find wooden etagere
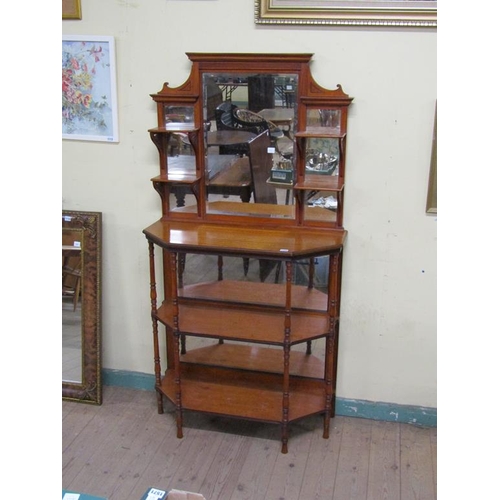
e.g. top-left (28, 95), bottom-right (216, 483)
top-left (143, 53), bottom-right (353, 453)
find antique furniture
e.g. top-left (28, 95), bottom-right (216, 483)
top-left (62, 210), bottom-right (102, 404)
top-left (144, 53), bottom-right (353, 452)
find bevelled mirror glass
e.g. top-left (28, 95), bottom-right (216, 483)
top-left (62, 210), bottom-right (102, 405)
top-left (199, 72), bottom-right (298, 218)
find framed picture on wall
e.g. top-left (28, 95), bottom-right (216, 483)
top-left (426, 103), bottom-right (437, 214)
top-left (255, 0), bottom-right (437, 27)
top-left (62, 35), bottom-right (119, 142)
top-left (62, 0), bottom-right (82, 20)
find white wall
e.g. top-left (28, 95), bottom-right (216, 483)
top-left (62, 0), bottom-right (437, 408)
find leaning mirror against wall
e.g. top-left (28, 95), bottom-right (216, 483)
top-left (62, 210), bottom-right (102, 405)
top-left (200, 72), bottom-right (298, 219)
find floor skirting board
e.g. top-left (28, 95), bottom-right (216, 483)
top-left (102, 368), bottom-right (437, 427)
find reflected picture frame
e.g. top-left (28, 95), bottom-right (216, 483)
top-left (255, 0), bottom-right (437, 27)
top-left (62, 35), bottom-right (119, 142)
top-left (62, 0), bottom-right (82, 20)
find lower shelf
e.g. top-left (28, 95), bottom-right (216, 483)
top-left (180, 343), bottom-right (325, 379)
top-left (158, 362), bottom-right (327, 423)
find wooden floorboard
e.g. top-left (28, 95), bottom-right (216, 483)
top-left (367, 420), bottom-right (401, 500)
top-left (224, 420), bottom-right (279, 500)
top-left (299, 417), bottom-right (344, 499)
top-left (264, 419), bottom-right (315, 500)
top-left (332, 416), bottom-right (372, 500)
top-left (400, 424), bottom-right (436, 500)
top-left (62, 386), bottom-right (437, 500)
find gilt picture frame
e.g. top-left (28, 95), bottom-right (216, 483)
top-left (255, 0), bottom-right (437, 27)
top-left (62, 35), bottom-right (119, 142)
top-left (62, 0), bottom-right (82, 20)
top-left (426, 103), bottom-right (437, 214)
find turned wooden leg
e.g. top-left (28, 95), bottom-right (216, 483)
top-left (218, 255), bottom-right (223, 281)
top-left (281, 427), bottom-right (289, 454)
top-left (156, 390), bottom-right (164, 415)
top-left (323, 413), bottom-right (330, 439)
top-left (176, 413), bottom-right (184, 439)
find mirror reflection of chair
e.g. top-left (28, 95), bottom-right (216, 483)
top-left (214, 101), bottom-right (238, 131)
top-left (235, 109), bottom-right (282, 146)
top-left (62, 253), bottom-right (82, 312)
top-left (234, 108), bottom-right (293, 159)
top-left (214, 102), bottom-right (293, 159)
top-left (214, 101), bottom-right (258, 155)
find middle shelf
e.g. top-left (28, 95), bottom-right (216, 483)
top-left (155, 300), bottom-right (330, 345)
top-left (180, 342), bottom-right (326, 379)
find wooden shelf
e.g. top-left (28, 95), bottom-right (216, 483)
top-left (155, 300), bottom-right (330, 345)
top-left (159, 364), bottom-right (327, 423)
top-left (151, 173), bottom-right (200, 185)
top-left (295, 129), bottom-right (346, 139)
top-left (180, 343), bottom-right (326, 379)
top-left (295, 175), bottom-right (345, 192)
top-left (179, 280), bottom-right (328, 311)
top-left (148, 125), bottom-right (198, 133)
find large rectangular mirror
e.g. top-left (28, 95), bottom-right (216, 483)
top-left (203, 72), bottom-right (297, 218)
top-left (62, 210), bottom-right (102, 405)
top-left (166, 72), bottom-right (298, 219)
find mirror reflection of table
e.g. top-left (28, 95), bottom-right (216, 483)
top-left (165, 154), bottom-right (253, 207)
top-left (206, 130), bottom-right (256, 147)
top-left (257, 108), bottom-right (294, 138)
top-left (207, 129), bottom-right (257, 156)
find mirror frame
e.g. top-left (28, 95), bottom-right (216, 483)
top-left (62, 210), bottom-right (102, 405)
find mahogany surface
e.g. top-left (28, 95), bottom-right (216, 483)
top-left (143, 218), bottom-right (345, 257)
top-left (155, 301), bottom-right (330, 344)
top-left (160, 364), bottom-right (326, 422)
top-left (179, 343), bottom-right (325, 378)
top-left (178, 280), bottom-right (328, 311)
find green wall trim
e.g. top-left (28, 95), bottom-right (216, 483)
top-left (103, 368), bottom-right (437, 427)
top-left (335, 397), bottom-right (436, 427)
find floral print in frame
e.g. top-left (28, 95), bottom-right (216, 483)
top-left (62, 35), bottom-right (119, 142)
